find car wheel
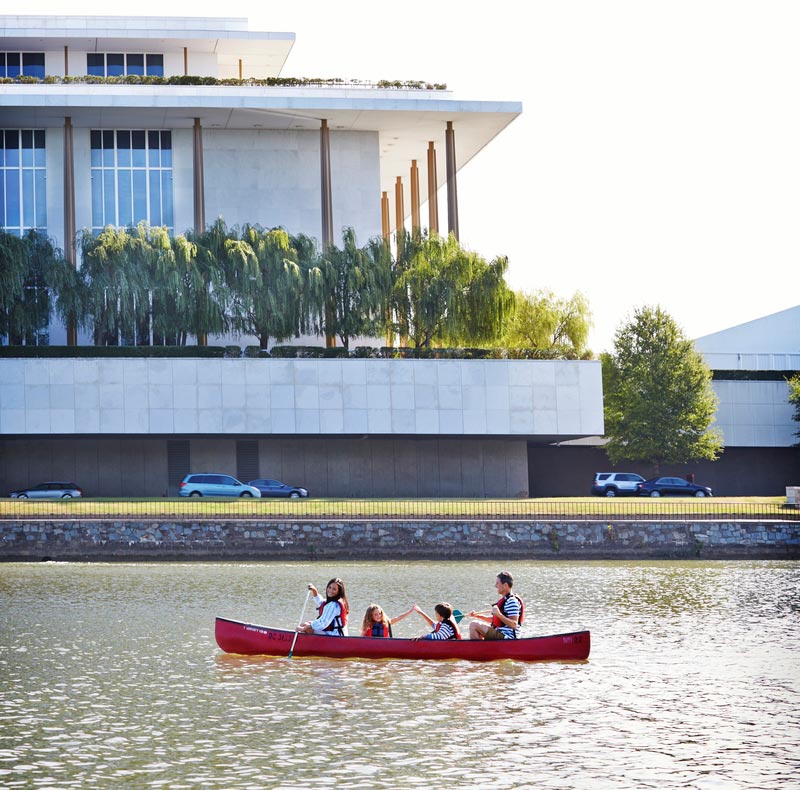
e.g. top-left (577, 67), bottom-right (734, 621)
top-left (240, 491), bottom-right (252, 498)
top-left (189, 491), bottom-right (202, 497)
top-left (650, 491), bottom-right (661, 497)
top-left (19, 494), bottom-right (28, 499)
top-left (604, 488), bottom-right (617, 497)
top-left (290, 492), bottom-right (300, 499)
top-left (694, 490), bottom-right (707, 497)
top-left (61, 493), bottom-right (73, 499)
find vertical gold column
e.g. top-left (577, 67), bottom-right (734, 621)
top-left (381, 191), bottom-right (390, 240)
top-left (184, 47), bottom-right (188, 76)
top-left (320, 119), bottom-right (335, 347)
top-left (64, 117), bottom-right (77, 346)
top-left (64, 46), bottom-right (69, 76)
top-left (445, 121), bottom-right (459, 241)
top-left (193, 118), bottom-right (207, 346)
top-left (238, 59), bottom-right (243, 80)
top-left (427, 141), bottom-right (439, 235)
top-left (193, 119), bottom-right (205, 234)
top-left (394, 176), bottom-right (404, 235)
top-left (410, 160), bottom-right (420, 233)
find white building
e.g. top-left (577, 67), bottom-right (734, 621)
top-left (0, 14), bottom-right (606, 496)
top-left (695, 305), bottom-right (799, 449)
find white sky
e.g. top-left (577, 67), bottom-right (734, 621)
top-left (19, 0), bottom-right (800, 352)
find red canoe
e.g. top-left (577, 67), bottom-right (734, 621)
top-left (215, 617), bottom-right (590, 662)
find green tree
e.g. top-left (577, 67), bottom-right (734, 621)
top-left (602, 305), bottom-right (723, 469)
top-left (501, 289), bottom-right (592, 357)
top-left (80, 226), bottom-right (147, 345)
top-left (788, 374), bottom-right (800, 447)
top-left (185, 219), bottom-right (236, 345)
top-left (0, 230), bottom-right (56, 344)
top-left (391, 231), bottom-right (511, 350)
top-left (236, 225), bottom-right (314, 349)
top-left (321, 227), bottom-right (392, 350)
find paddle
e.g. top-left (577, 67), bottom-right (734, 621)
top-left (453, 608), bottom-right (491, 624)
top-left (287, 588), bottom-right (312, 659)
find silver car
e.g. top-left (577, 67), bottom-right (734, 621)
top-left (10, 482), bottom-right (83, 499)
top-left (179, 474), bottom-right (261, 498)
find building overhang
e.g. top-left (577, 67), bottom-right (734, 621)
top-left (0, 15), bottom-right (295, 78)
top-left (0, 84), bottom-right (522, 210)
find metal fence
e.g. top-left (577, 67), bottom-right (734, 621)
top-left (0, 499), bottom-right (797, 522)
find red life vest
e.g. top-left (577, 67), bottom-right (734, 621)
top-left (491, 593), bottom-right (524, 629)
top-left (364, 621), bottom-right (391, 638)
top-left (318, 599), bottom-right (348, 634)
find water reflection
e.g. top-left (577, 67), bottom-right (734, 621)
top-left (1, 560), bottom-right (798, 789)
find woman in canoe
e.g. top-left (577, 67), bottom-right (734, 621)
top-left (297, 578), bottom-right (350, 636)
top-left (360, 604), bottom-right (416, 637)
top-left (410, 602), bottom-right (461, 640)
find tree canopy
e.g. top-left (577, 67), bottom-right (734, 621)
top-left (602, 305), bottom-right (723, 468)
top-left (501, 288), bottom-right (592, 357)
top-left (391, 230), bottom-right (511, 350)
top-left (788, 373), bottom-right (800, 447)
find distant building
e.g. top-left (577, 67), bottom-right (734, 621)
top-left (0, 14), bottom-right (606, 497)
top-left (695, 305), bottom-right (799, 449)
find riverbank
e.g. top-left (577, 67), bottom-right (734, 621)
top-left (2, 518), bottom-right (798, 561)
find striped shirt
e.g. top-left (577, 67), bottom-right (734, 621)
top-left (497, 594), bottom-right (521, 639)
top-left (425, 621), bottom-right (457, 640)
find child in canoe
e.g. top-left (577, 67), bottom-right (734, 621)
top-left (360, 604), bottom-right (416, 637)
top-left (297, 578), bottom-right (349, 636)
top-left (410, 602), bottom-right (462, 640)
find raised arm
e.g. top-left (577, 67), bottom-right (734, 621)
top-left (389, 605), bottom-right (416, 625)
top-left (411, 603), bottom-right (434, 627)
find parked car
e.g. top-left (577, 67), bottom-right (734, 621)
top-left (591, 472), bottom-right (645, 497)
top-left (10, 482), bottom-right (83, 499)
top-left (248, 479), bottom-right (309, 498)
top-left (636, 477), bottom-right (713, 497)
top-left (179, 474), bottom-right (261, 498)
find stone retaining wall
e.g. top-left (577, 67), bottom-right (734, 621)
top-left (2, 519), bottom-right (799, 560)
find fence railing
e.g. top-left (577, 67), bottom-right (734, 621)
top-left (0, 499), bottom-right (796, 522)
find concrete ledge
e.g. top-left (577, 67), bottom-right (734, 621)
top-left (2, 519), bottom-right (798, 561)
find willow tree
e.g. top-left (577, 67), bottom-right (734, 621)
top-left (80, 226), bottom-right (152, 345)
top-left (603, 305), bottom-right (723, 470)
top-left (501, 289), bottom-right (592, 357)
top-left (235, 225), bottom-right (305, 349)
top-left (391, 231), bottom-right (511, 349)
top-left (0, 231), bottom-right (31, 343)
top-left (321, 227), bottom-right (392, 349)
top-left (186, 219), bottom-right (238, 345)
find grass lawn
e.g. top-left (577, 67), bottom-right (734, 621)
top-left (0, 496), bottom-right (790, 519)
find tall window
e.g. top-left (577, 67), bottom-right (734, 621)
top-left (90, 130), bottom-right (173, 232)
top-left (0, 52), bottom-right (45, 79)
top-left (87, 53), bottom-right (164, 77)
top-left (0, 130), bottom-right (47, 235)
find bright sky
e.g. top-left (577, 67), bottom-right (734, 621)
top-left (20, 1), bottom-right (800, 352)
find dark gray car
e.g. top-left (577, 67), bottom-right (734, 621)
top-left (248, 479), bottom-right (309, 498)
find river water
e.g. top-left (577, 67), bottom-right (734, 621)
top-left (1, 560), bottom-right (798, 789)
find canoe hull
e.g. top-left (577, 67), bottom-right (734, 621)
top-left (215, 617), bottom-right (590, 662)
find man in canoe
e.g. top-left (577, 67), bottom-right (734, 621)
top-left (468, 571), bottom-right (523, 640)
top-left (296, 578), bottom-right (349, 636)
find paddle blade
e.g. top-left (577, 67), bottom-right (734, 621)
top-left (453, 609), bottom-right (466, 623)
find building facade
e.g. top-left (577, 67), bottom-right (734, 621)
top-left (0, 15), bottom-right (607, 497)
